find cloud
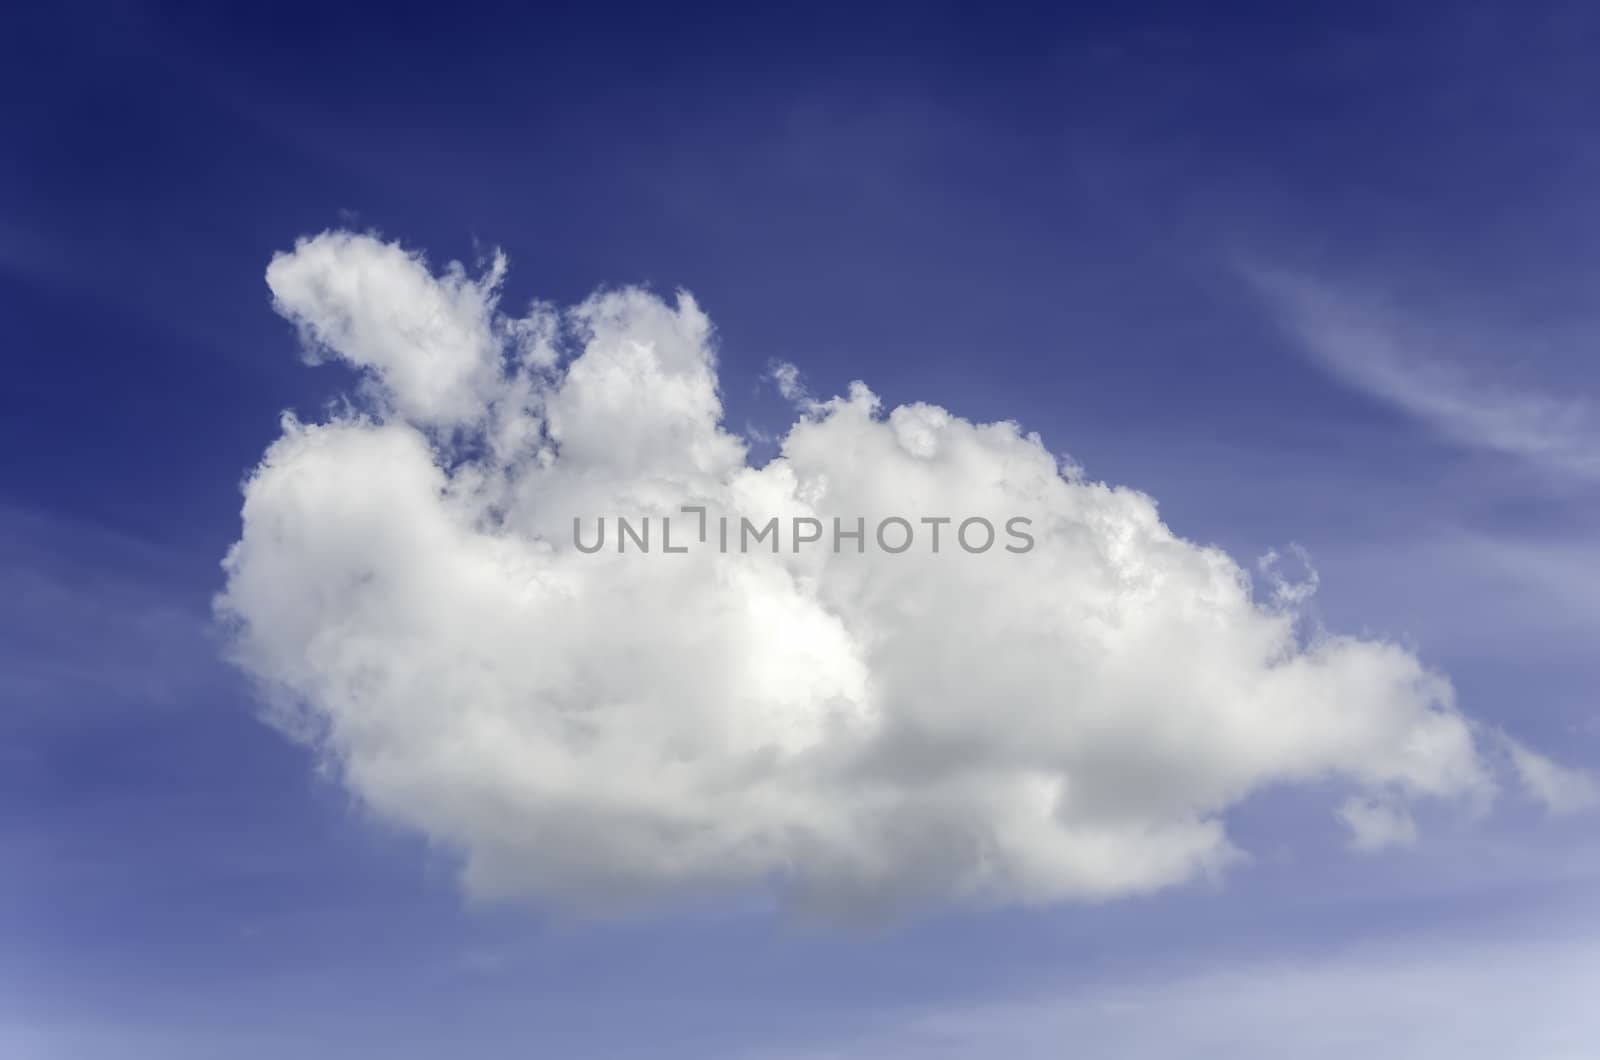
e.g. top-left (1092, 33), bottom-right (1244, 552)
top-left (1256, 544), bottom-right (1320, 610)
top-left (1, 505), bottom-right (224, 715)
top-left (1336, 796), bottom-right (1418, 853)
top-left (264, 232), bottom-right (553, 428)
top-left (750, 928), bottom-right (1600, 1059)
top-left (1243, 264), bottom-right (1600, 478)
top-left (218, 231), bottom-right (1586, 916)
top-left (769, 359), bottom-right (818, 412)
top-left (1506, 741), bottom-right (1600, 815)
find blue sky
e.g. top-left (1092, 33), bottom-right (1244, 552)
top-left (5, 3), bottom-right (1600, 1056)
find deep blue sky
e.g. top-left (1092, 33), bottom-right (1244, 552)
top-left (5, 3), bottom-right (1600, 1056)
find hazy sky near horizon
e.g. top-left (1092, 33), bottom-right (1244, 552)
top-left (5, 3), bottom-right (1600, 1056)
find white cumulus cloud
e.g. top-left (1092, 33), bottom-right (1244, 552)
top-left (217, 231), bottom-right (1587, 916)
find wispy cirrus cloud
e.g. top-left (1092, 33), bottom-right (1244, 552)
top-left (751, 925), bottom-right (1600, 1059)
top-left (1243, 264), bottom-right (1600, 479)
top-left (1505, 739), bottom-right (1600, 815)
top-left (0, 506), bottom-right (225, 716)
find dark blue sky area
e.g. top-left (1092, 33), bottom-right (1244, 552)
top-left (7, 2), bottom-right (1597, 543)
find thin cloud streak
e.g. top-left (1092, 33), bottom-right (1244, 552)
top-left (752, 926), bottom-right (1600, 1060)
top-left (1243, 264), bottom-right (1600, 479)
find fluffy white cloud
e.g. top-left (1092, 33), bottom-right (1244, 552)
top-left (219, 231), bottom-right (1586, 915)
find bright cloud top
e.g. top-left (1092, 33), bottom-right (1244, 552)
top-left (219, 231), bottom-right (1580, 915)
